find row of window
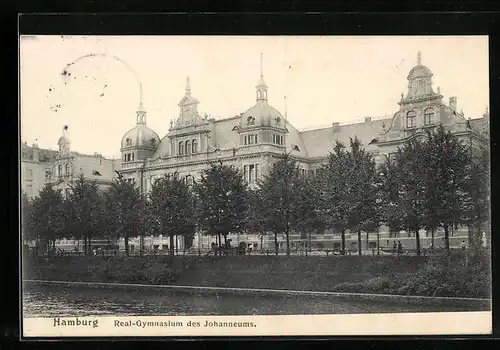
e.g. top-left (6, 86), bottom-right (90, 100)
top-left (244, 134), bottom-right (258, 145)
top-left (273, 134), bottom-right (284, 145)
top-left (57, 164), bottom-right (72, 177)
top-left (179, 139), bottom-right (198, 155)
top-left (406, 108), bottom-right (434, 128)
top-left (124, 153), bottom-right (135, 162)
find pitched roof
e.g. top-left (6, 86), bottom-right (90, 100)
top-left (299, 118), bottom-right (390, 158)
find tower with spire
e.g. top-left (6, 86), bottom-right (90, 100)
top-left (58, 125), bottom-right (71, 157)
top-left (256, 52), bottom-right (268, 103)
top-left (176, 76), bottom-right (201, 126)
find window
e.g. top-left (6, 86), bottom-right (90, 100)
top-left (249, 164), bottom-right (255, 183)
top-left (424, 108), bottom-right (434, 125)
top-left (185, 140), bottom-right (191, 154)
top-left (255, 164), bottom-right (259, 181)
top-left (58, 165), bottom-right (62, 177)
top-left (65, 163), bottom-right (71, 175)
top-left (65, 188), bottom-right (70, 199)
top-left (247, 116), bottom-right (255, 125)
top-left (132, 153), bottom-right (135, 161)
top-left (126, 154), bottom-right (131, 162)
top-left (273, 134), bottom-right (284, 145)
top-left (126, 138), bottom-right (132, 146)
top-left (150, 138), bottom-right (156, 146)
top-left (45, 170), bottom-right (51, 181)
top-left (24, 169), bottom-right (33, 181)
top-left (179, 141), bottom-right (184, 155)
top-left (26, 184), bottom-right (32, 196)
top-left (406, 111), bottom-right (416, 128)
top-left (192, 139), bottom-right (198, 153)
top-left (245, 134), bottom-right (258, 145)
top-left (243, 165), bottom-right (248, 182)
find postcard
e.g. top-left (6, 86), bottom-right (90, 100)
top-left (20, 35), bottom-right (491, 337)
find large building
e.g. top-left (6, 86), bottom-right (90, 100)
top-left (117, 52), bottom-right (489, 252)
top-left (22, 52), bottom-right (489, 254)
top-left (21, 126), bottom-right (120, 200)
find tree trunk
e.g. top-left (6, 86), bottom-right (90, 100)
top-left (260, 234), bottom-right (263, 253)
top-left (357, 231), bottom-right (362, 256)
top-left (274, 233), bottom-right (279, 255)
top-left (366, 232), bottom-right (369, 251)
top-left (431, 228), bottom-right (435, 250)
top-left (175, 235), bottom-right (178, 255)
top-left (341, 229), bottom-right (346, 255)
top-left (125, 236), bottom-right (129, 256)
top-left (169, 235), bottom-right (175, 256)
top-left (285, 229), bottom-right (290, 257)
top-left (415, 229), bottom-right (421, 256)
top-left (444, 224), bottom-right (450, 253)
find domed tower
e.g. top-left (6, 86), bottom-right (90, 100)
top-left (239, 53), bottom-right (287, 149)
top-left (121, 104), bottom-right (160, 164)
top-left (395, 51), bottom-right (444, 134)
top-left (58, 125), bottom-right (71, 157)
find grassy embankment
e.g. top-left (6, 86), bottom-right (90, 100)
top-left (23, 252), bottom-right (491, 299)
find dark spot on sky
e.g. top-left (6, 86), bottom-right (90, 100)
top-left (289, 65), bottom-right (292, 69)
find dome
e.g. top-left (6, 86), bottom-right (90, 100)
top-left (121, 124), bottom-right (160, 150)
top-left (407, 65), bottom-right (433, 80)
top-left (240, 102), bottom-right (284, 128)
top-left (57, 135), bottom-right (70, 145)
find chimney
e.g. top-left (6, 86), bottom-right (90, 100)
top-left (365, 117), bottom-right (372, 123)
top-left (332, 122), bottom-right (340, 132)
top-left (449, 97), bottom-right (457, 112)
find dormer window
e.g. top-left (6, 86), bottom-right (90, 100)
top-left (92, 170), bottom-right (102, 176)
top-left (247, 116), bottom-right (255, 125)
top-left (126, 138), bottom-right (132, 146)
top-left (150, 138), bottom-right (156, 146)
top-left (275, 117), bottom-right (281, 124)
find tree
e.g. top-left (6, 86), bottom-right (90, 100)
top-left (463, 143), bottom-right (490, 250)
top-left (244, 188), bottom-right (267, 252)
top-left (259, 153), bottom-right (301, 256)
top-left (393, 138), bottom-right (427, 256)
top-left (195, 162), bottom-right (247, 253)
top-left (378, 157), bottom-right (404, 239)
top-left (21, 191), bottom-right (35, 244)
top-left (104, 172), bottom-right (144, 256)
top-left (29, 184), bottom-right (66, 256)
top-left (420, 126), bottom-right (471, 252)
top-left (345, 138), bottom-right (379, 255)
top-left (317, 141), bottom-right (352, 255)
top-left (148, 173), bottom-right (197, 256)
top-left (65, 174), bottom-right (106, 255)
top-left (296, 174), bottom-right (325, 255)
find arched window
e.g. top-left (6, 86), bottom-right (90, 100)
top-left (424, 108), bottom-right (434, 125)
top-left (179, 141), bottom-right (184, 155)
top-left (58, 164), bottom-right (62, 177)
top-left (185, 140), bottom-right (191, 154)
top-left (150, 138), bottom-right (156, 146)
top-left (126, 138), bottom-right (132, 146)
top-left (406, 111), bottom-right (416, 128)
top-left (65, 163), bottom-right (71, 175)
top-left (192, 139), bottom-right (198, 153)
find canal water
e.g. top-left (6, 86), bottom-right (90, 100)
top-left (23, 283), bottom-right (490, 318)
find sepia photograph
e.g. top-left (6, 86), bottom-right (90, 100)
top-left (20, 35), bottom-right (491, 337)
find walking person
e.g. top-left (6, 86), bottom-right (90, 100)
top-left (397, 241), bottom-right (403, 256)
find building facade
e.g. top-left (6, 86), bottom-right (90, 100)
top-left (117, 52), bottom-right (489, 252)
top-left (22, 52), bottom-right (489, 254)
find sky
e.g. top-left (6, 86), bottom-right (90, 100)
top-left (20, 36), bottom-right (489, 159)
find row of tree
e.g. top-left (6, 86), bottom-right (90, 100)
top-left (22, 126), bottom-right (489, 257)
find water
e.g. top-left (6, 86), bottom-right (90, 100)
top-left (22, 283), bottom-right (490, 318)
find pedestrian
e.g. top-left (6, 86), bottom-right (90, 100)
top-left (460, 240), bottom-right (466, 251)
top-left (392, 241), bottom-right (397, 255)
top-left (397, 241), bottom-right (403, 256)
